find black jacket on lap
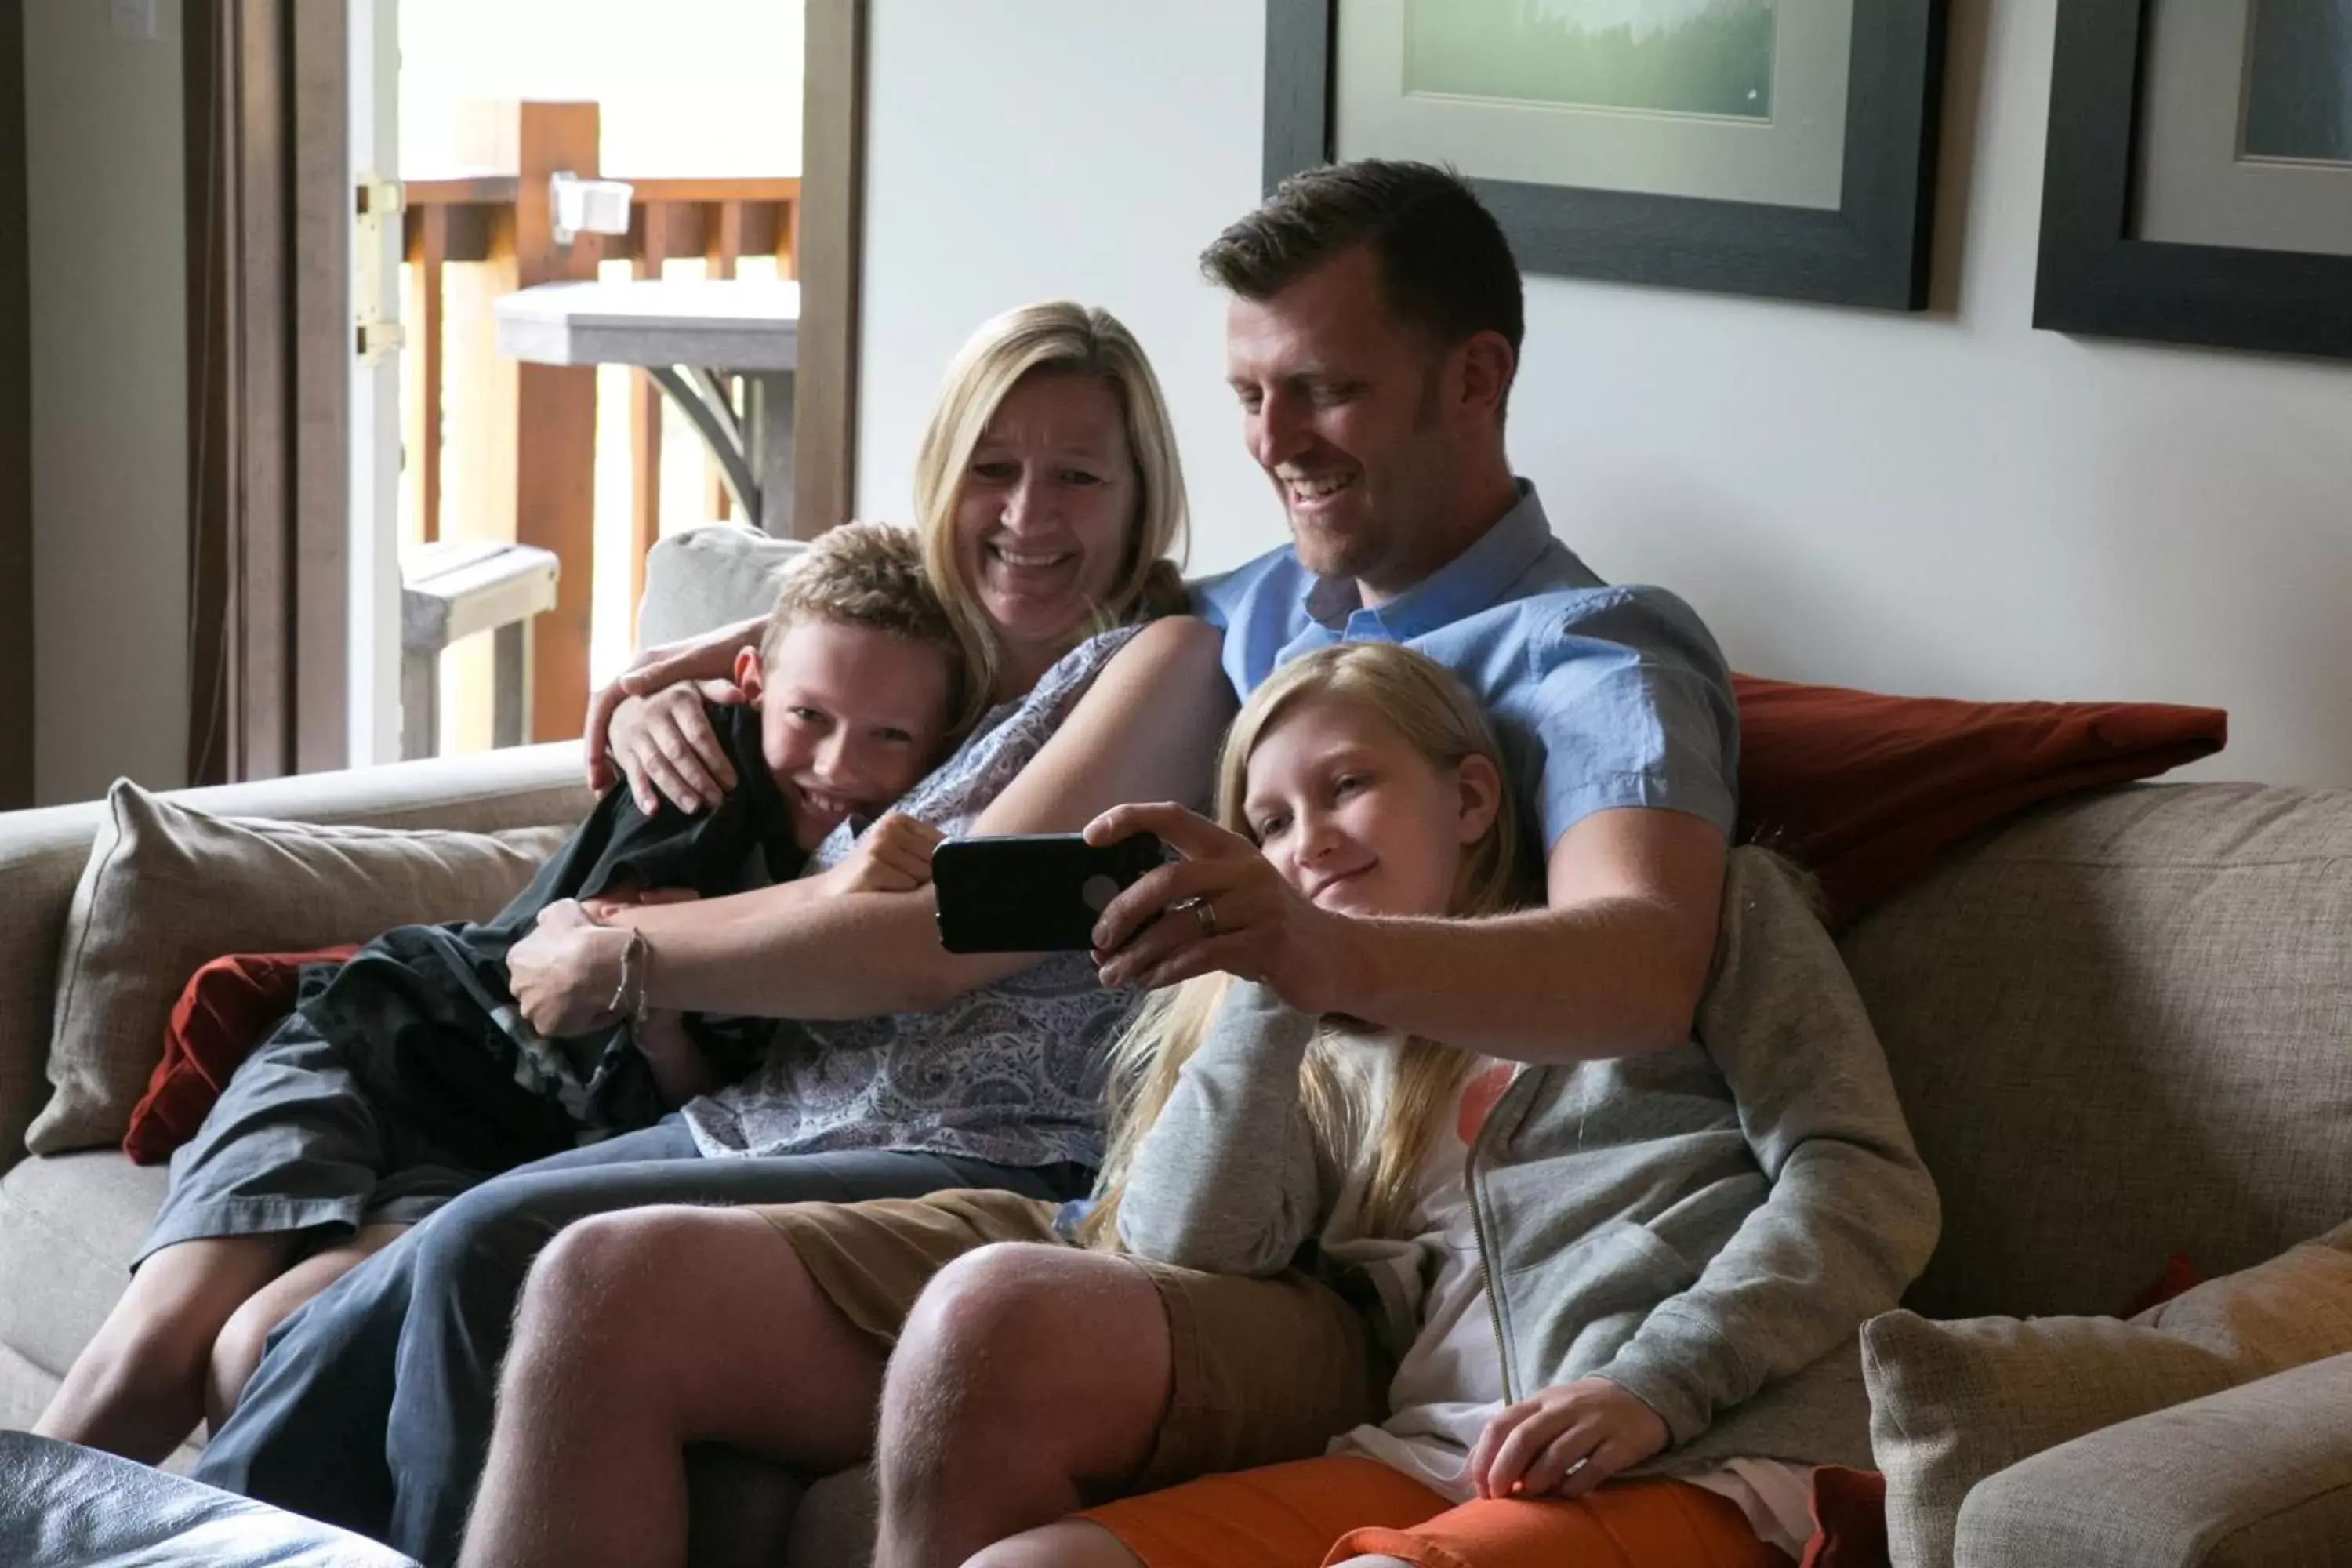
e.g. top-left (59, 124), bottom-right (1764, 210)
top-left (300, 704), bottom-right (803, 1171)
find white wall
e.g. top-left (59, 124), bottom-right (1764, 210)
top-left (858, 0), bottom-right (2352, 786)
top-left (22, 0), bottom-right (189, 804)
top-left (856, 0), bottom-right (1276, 577)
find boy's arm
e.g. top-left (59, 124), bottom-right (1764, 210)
top-left (1588, 849), bottom-right (1942, 1446)
top-left (1113, 981), bottom-right (1332, 1276)
top-left (580, 704), bottom-right (780, 900)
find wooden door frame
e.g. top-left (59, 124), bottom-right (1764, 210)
top-left (0, 0), bottom-right (30, 807)
top-left (793, 0), bottom-right (868, 540)
top-left (183, 0), bottom-right (349, 785)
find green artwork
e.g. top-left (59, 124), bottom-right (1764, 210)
top-left (2244, 0), bottom-right (2352, 163)
top-left (1405, 0), bottom-right (1778, 120)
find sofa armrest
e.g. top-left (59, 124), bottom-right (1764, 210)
top-left (1955, 1352), bottom-right (2352, 1568)
top-left (0, 742), bottom-right (593, 1176)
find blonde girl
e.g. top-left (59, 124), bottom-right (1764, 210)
top-left (985, 640), bottom-right (1942, 1568)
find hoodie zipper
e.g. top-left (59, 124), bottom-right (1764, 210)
top-left (1463, 1062), bottom-right (1534, 1406)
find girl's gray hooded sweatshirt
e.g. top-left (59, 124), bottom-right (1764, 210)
top-left (1115, 847), bottom-right (1940, 1473)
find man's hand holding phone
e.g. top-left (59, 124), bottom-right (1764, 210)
top-left (1082, 803), bottom-right (1347, 1012)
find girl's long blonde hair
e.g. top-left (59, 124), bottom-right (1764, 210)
top-left (909, 303), bottom-right (1192, 721)
top-left (1083, 643), bottom-right (1529, 1248)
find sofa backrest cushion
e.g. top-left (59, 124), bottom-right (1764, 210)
top-left (27, 782), bottom-right (568, 1155)
top-left (638, 525), bottom-right (804, 649)
top-left (1841, 782), bottom-right (2352, 1320)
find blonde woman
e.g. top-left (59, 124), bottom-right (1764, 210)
top-left (191, 303), bottom-right (1235, 1568)
top-left (453, 644), bottom-right (1937, 1568)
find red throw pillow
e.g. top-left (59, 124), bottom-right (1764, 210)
top-left (2122, 1251), bottom-right (2205, 1318)
top-left (1801, 1465), bottom-right (1888, 1568)
top-left (120, 946), bottom-right (361, 1166)
top-left (1733, 676), bottom-right (2227, 927)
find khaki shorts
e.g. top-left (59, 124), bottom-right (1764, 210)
top-left (753, 1189), bottom-right (1386, 1490)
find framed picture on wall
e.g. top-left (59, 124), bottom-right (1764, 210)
top-left (2036, 0), bottom-right (2352, 360)
top-left (1263, 0), bottom-right (1950, 310)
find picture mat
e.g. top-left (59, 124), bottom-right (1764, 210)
top-left (2134, 0), bottom-right (2352, 257)
top-left (2244, 0), bottom-right (2352, 161)
top-left (1403, 0), bottom-right (1777, 120)
top-left (1334, 0), bottom-right (1852, 211)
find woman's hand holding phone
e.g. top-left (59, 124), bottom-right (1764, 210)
top-left (1083, 802), bottom-right (1348, 1013)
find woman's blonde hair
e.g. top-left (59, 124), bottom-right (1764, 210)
top-left (909, 303), bottom-right (1192, 720)
top-left (1083, 643), bottom-right (1528, 1249)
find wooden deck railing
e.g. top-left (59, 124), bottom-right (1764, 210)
top-left (397, 100), bottom-right (799, 746)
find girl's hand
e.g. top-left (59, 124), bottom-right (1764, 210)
top-left (1468, 1377), bottom-right (1669, 1501)
top-left (607, 680), bottom-right (748, 817)
top-left (1083, 802), bottom-right (1348, 1013)
top-left (507, 900), bottom-right (633, 1036)
top-left (826, 814), bottom-right (944, 896)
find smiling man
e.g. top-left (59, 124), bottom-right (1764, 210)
top-left (449, 161), bottom-right (1760, 1568)
top-left (841, 160), bottom-right (1748, 1568)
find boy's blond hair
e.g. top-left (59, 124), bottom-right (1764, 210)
top-left (760, 521), bottom-right (967, 724)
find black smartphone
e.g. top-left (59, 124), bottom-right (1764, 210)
top-left (931, 832), bottom-right (1169, 953)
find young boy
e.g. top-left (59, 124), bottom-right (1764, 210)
top-left (310, 518), bottom-right (967, 1167)
top-left (36, 521), bottom-right (966, 1465)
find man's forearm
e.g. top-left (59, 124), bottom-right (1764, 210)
top-left (1325, 898), bottom-right (1709, 1064)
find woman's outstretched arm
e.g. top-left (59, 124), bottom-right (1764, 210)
top-left (510, 617), bottom-right (1232, 1026)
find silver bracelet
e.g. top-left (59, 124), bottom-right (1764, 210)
top-left (605, 927), bottom-right (649, 1020)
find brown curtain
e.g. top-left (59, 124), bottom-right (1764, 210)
top-left (0, 0), bottom-right (32, 809)
top-left (183, 0), bottom-right (348, 784)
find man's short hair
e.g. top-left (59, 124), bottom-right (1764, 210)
top-left (1200, 158), bottom-right (1523, 381)
top-left (761, 521), bottom-right (966, 719)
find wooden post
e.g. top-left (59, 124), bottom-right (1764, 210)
top-left (629, 201), bottom-right (670, 615)
top-left (461, 100), bottom-right (600, 743)
top-left (796, 1), bottom-right (867, 541)
top-left (417, 202), bottom-right (447, 543)
top-left (0, 0), bottom-right (29, 806)
top-left (702, 200), bottom-right (742, 523)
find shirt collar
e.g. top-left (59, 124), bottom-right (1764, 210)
top-left (1302, 481), bottom-right (1555, 641)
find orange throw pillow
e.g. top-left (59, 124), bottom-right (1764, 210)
top-left (120, 946), bottom-right (361, 1166)
top-left (1733, 676), bottom-right (2227, 927)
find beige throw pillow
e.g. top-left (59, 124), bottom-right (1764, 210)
top-left (25, 781), bottom-right (569, 1155)
top-left (1864, 1220), bottom-right (2352, 1568)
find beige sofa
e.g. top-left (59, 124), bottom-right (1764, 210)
top-left (2, 525), bottom-right (2348, 1566)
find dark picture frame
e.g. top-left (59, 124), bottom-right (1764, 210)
top-left (2036, 0), bottom-right (2352, 360)
top-left (1264, 0), bottom-right (1949, 310)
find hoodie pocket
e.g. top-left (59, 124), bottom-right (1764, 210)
top-left (1501, 1219), bottom-right (1704, 1382)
